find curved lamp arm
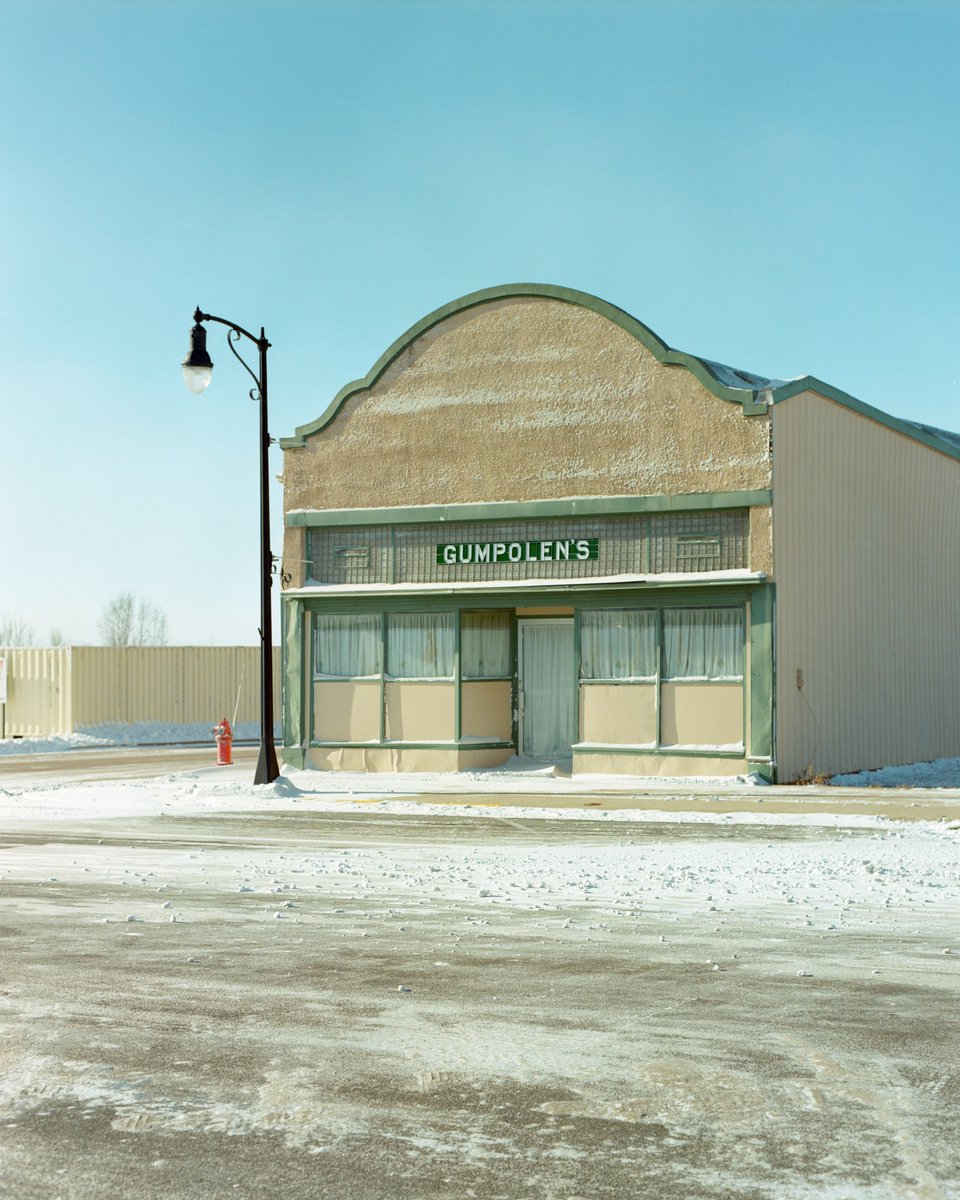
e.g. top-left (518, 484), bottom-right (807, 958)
top-left (179, 305), bottom-right (280, 785)
top-left (193, 307), bottom-right (270, 353)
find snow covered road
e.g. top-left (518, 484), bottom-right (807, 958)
top-left (0, 772), bottom-right (958, 1198)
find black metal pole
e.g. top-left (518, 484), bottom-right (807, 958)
top-left (254, 329), bottom-right (279, 784)
top-left (191, 310), bottom-right (279, 785)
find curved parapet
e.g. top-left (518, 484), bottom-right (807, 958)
top-left (281, 283), bottom-right (782, 449)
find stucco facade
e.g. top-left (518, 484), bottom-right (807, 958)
top-left (282, 289), bottom-right (774, 590)
top-left (279, 284), bottom-right (960, 781)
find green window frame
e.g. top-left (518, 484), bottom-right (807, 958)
top-left (579, 608), bottom-right (657, 681)
top-left (312, 613), bottom-right (383, 679)
top-left (661, 607), bottom-right (745, 681)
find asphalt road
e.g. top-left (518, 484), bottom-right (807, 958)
top-left (1, 797), bottom-right (958, 1199)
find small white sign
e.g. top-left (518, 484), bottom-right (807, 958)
top-left (0, 656), bottom-right (6, 705)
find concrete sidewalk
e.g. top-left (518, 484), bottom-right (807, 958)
top-left (4, 742), bottom-right (960, 825)
top-left (389, 786), bottom-right (960, 823)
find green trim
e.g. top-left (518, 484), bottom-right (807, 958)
top-left (286, 490), bottom-right (771, 528)
top-left (310, 740), bottom-right (513, 751)
top-left (289, 581), bottom-right (760, 616)
top-left (283, 747), bottom-right (306, 769)
top-left (309, 614), bottom-right (317, 749)
top-left (516, 615), bottom-right (576, 756)
top-left (573, 744), bottom-right (745, 759)
top-left (379, 613), bottom-right (387, 742)
top-left (573, 608), bottom-right (582, 747)
top-left (286, 585), bottom-right (774, 774)
top-left (577, 603), bottom-right (745, 754)
top-left (748, 583), bottom-right (776, 781)
top-left (281, 595), bottom-right (304, 750)
top-left (510, 612), bottom-right (519, 748)
top-left (654, 608), bottom-right (663, 748)
top-left (454, 615), bottom-right (462, 741)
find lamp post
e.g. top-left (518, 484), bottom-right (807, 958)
top-left (182, 307), bottom-right (280, 785)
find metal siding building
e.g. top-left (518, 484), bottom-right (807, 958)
top-left (772, 392), bottom-right (960, 779)
top-left (278, 285), bottom-right (960, 782)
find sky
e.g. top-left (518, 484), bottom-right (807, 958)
top-left (1, 0), bottom-right (958, 646)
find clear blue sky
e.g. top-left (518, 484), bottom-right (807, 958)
top-left (2, 0), bottom-right (958, 645)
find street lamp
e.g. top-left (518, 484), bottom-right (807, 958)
top-left (182, 307), bottom-right (280, 785)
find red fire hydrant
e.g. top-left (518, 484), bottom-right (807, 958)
top-left (214, 717), bottom-right (233, 765)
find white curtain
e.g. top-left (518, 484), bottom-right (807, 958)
top-left (662, 607), bottom-right (744, 679)
top-left (386, 612), bottom-right (455, 679)
top-left (522, 623), bottom-right (575, 757)
top-left (580, 609), bottom-right (656, 680)
top-left (462, 611), bottom-right (511, 678)
top-left (314, 614), bottom-right (382, 678)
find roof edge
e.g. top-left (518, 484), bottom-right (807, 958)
top-left (279, 283), bottom-right (960, 465)
top-left (768, 377), bottom-right (960, 463)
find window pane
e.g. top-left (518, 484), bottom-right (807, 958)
top-left (662, 608), bottom-right (744, 679)
top-left (386, 612), bottom-right (455, 678)
top-left (580, 609), bottom-right (656, 679)
top-left (462, 611), bottom-right (511, 678)
top-left (314, 614), bottom-right (382, 678)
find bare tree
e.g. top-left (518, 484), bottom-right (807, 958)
top-left (99, 594), bottom-right (134, 646)
top-left (48, 628), bottom-right (67, 647)
top-left (98, 594), bottom-right (168, 647)
top-left (0, 614), bottom-right (35, 646)
top-left (133, 601), bottom-right (168, 647)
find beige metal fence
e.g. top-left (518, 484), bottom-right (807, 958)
top-left (0, 647), bottom-right (280, 738)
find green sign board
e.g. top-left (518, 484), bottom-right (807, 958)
top-left (437, 538), bottom-right (599, 566)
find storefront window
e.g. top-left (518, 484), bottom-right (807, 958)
top-left (461, 611), bottom-right (511, 679)
top-left (314, 614), bottom-right (382, 678)
top-left (580, 609), bottom-right (657, 680)
top-left (662, 608), bottom-right (744, 679)
top-left (386, 612), bottom-right (455, 679)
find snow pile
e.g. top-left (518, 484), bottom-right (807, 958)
top-left (832, 757), bottom-right (960, 789)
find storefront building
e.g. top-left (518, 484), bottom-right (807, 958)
top-left (279, 285), bottom-right (960, 782)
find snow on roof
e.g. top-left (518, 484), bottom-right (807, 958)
top-left (286, 570), bottom-right (766, 599)
top-left (902, 420), bottom-right (960, 453)
top-left (698, 357), bottom-right (790, 393)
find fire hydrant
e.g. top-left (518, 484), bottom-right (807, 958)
top-left (213, 717), bottom-right (233, 765)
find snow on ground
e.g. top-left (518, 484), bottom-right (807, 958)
top-left (1, 763), bottom-right (959, 942)
top-left (5, 801), bottom-right (956, 947)
top-left (2, 754), bottom-right (959, 1196)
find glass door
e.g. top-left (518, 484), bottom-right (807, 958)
top-left (518, 619), bottom-right (575, 758)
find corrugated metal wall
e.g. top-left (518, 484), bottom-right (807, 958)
top-left (773, 393), bottom-right (960, 779)
top-left (0, 647), bottom-right (280, 737)
top-left (0, 648), bottom-right (72, 736)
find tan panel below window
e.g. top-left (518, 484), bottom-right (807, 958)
top-left (384, 681), bottom-right (456, 741)
top-left (579, 683), bottom-right (656, 746)
top-left (314, 680), bottom-right (381, 742)
top-left (461, 680), bottom-right (512, 741)
top-left (660, 681), bottom-right (743, 748)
